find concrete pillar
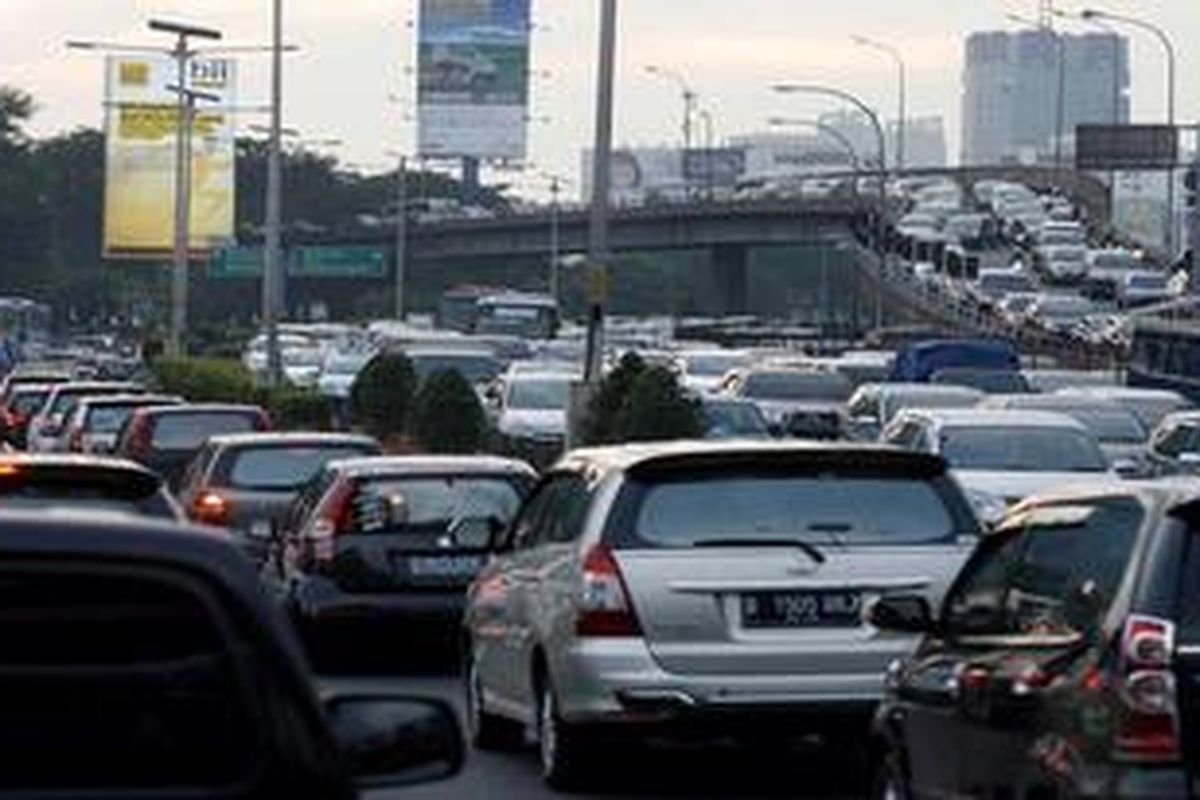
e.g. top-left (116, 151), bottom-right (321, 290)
top-left (711, 244), bottom-right (749, 315)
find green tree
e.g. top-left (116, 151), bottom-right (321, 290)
top-left (411, 369), bottom-right (487, 454)
top-left (581, 352), bottom-right (646, 445)
top-left (349, 352), bottom-right (416, 438)
top-left (616, 366), bottom-right (703, 442)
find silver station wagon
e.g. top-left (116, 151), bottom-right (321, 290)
top-left (462, 440), bottom-right (982, 788)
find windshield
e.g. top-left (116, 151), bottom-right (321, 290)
top-left (979, 273), bottom-right (1033, 293)
top-left (1129, 274), bottom-right (1168, 290)
top-left (1064, 408), bottom-right (1146, 444)
top-left (326, 354), bottom-right (372, 375)
top-left (1044, 248), bottom-right (1084, 262)
top-left (224, 445), bottom-right (374, 491)
top-left (85, 404), bottom-right (151, 434)
top-left (620, 472), bottom-right (976, 548)
top-left (507, 377), bottom-right (570, 410)
top-left (1093, 252), bottom-right (1136, 269)
top-left (11, 391), bottom-right (49, 416)
top-left (741, 372), bottom-right (851, 402)
top-left (940, 426), bottom-right (1108, 472)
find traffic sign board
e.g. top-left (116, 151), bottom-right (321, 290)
top-left (209, 247), bottom-right (264, 278)
top-left (290, 246), bottom-right (387, 278)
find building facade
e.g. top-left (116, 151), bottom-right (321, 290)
top-left (961, 28), bottom-right (1129, 165)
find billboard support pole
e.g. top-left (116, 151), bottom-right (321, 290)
top-left (395, 154), bottom-right (408, 320)
top-left (169, 37), bottom-right (191, 357)
top-left (263, 0), bottom-right (284, 387)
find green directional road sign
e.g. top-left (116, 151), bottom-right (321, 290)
top-left (209, 247), bottom-right (265, 278)
top-left (290, 246), bottom-right (387, 278)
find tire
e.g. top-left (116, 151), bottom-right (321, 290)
top-left (872, 753), bottom-right (910, 800)
top-left (536, 677), bottom-right (593, 791)
top-left (465, 653), bottom-right (524, 751)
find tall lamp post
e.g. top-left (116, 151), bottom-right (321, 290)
top-left (851, 35), bottom-right (906, 172)
top-left (773, 83), bottom-right (888, 332)
top-left (584, 0), bottom-right (617, 384)
top-left (1080, 8), bottom-right (1177, 255)
top-left (767, 116), bottom-right (865, 174)
top-left (696, 108), bottom-right (715, 199)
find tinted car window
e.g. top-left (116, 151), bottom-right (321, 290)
top-left (702, 401), bottom-right (769, 437)
top-left (410, 354), bottom-right (501, 384)
top-left (152, 413), bottom-right (258, 450)
top-left (350, 475), bottom-right (524, 539)
top-left (10, 390), bottom-right (48, 416)
top-left (944, 498), bottom-right (1142, 638)
top-left (223, 445), bottom-right (376, 491)
top-left (617, 471), bottom-right (976, 548)
top-left (85, 404), bottom-right (148, 433)
top-left (741, 372), bottom-right (852, 402)
top-left (940, 426), bottom-right (1109, 472)
top-left (0, 568), bottom-right (256, 790)
top-left (507, 377), bottom-right (570, 410)
top-left (0, 477), bottom-right (178, 520)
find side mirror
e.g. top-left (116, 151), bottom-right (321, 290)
top-left (324, 693), bottom-right (464, 790)
top-left (867, 594), bottom-right (936, 635)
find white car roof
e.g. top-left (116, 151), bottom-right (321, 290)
top-left (897, 408), bottom-right (1091, 431)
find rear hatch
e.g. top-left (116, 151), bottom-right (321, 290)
top-left (607, 453), bottom-right (979, 677)
top-left (148, 411), bottom-right (265, 486)
top-left (328, 472), bottom-right (527, 594)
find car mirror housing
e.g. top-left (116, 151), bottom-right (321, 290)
top-left (867, 594), bottom-right (936, 635)
top-left (323, 693), bottom-right (464, 790)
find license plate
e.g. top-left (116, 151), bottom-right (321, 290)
top-left (406, 555), bottom-right (485, 578)
top-left (741, 591), bottom-right (862, 629)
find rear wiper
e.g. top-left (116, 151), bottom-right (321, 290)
top-left (692, 538), bottom-right (826, 564)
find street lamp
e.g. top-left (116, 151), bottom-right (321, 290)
top-left (851, 35), bottom-right (906, 172)
top-left (696, 108), bottom-right (716, 199)
top-left (1080, 7), bottom-right (1178, 254)
top-left (644, 64), bottom-right (698, 159)
top-left (1006, 13), bottom-right (1066, 179)
top-left (584, 0), bottom-right (617, 386)
top-left (773, 83), bottom-right (888, 331)
top-left (767, 116), bottom-right (864, 201)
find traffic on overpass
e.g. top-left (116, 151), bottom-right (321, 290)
top-left (3, 1), bottom-right (1200, 799)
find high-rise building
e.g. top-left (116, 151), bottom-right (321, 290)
top-left (961, 27), bottom-right (1129, 165)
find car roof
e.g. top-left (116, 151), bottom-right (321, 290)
top-left (879, 383), bottom-right (983, 398)
top-left (557, 439), bottom-right (946, 478)
top-left (982, 394), bottom-right (1128, 412)
top-left (1010, 480), bottom-right (1200, 520)
top-left (326, 454), bottom-right (537, 478)
top-left (205, 432), bottom-right (379, 449)
top-left (896, 408), bottom-right (1090, 430)
top-left (1056, 386), bottom-right (1187, 402)
top-left (132, 403), bottom-right (265, 417)
top-left (76, 394), bottom-right (179, 407)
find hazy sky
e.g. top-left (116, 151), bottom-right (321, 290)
top-left (4, 0), bottom-right (1195, 198)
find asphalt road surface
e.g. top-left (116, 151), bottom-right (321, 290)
top-left (321, 657), bottom-right (868, 800)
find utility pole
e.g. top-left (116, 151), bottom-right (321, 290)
top-left (263, 0), bottom-right (284, 386)
top-left (584, 0), bottom-right (617, 384)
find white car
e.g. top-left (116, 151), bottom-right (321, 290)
top-left (1028, 293), bottom-right (1095, 334)
top-left (1117, 270), bottom-right (1175, 308)
top-left (883, 408), bottom-right (1117, 523)
top-left (495, 371), bottom-right (576, 458)
top-left (675, 349), bottom-right (751, 395)
top-left (317, 349), bottom-right (376, 400)
top-left (1037, 245), bottom-right (1088, 282)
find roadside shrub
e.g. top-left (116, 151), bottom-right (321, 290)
top-left (582, 353), bottom-right (702, 445)
top-left (349, 351), bottom-right (416, 439)
top-left (151, 358), bottom-right (256, 403)
top-left (581, 352), bottom-right (646, 445)
top-left (617, 366), bottom-right (703, 442)
top-left (410, 369), bottom-right (487, 454)
top-left (262, 387), bottom-right (330, 432)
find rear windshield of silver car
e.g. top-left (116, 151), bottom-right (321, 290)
top-left (221, 445), bottom-right (377, 491)
top-left (608, 468), bottom-right (979, 548)
top-left (151, 413), bottom-right (258, 450)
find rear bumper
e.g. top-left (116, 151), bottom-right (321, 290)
top-left (550, 637), bottom-right (893, 732)
top-left (289, 577), bottom-right (466, 633)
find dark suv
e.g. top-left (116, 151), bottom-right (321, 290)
top-left (870, 482), bottom-right (1200, 800)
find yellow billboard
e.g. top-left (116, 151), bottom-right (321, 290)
top-left (103, 55), bottom-right (236, 259)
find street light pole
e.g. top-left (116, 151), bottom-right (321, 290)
top-left (852, 36), bottom-right (906, 172)
top-left (697, 109), bottom-right (715, 199)
top-left (584, 0), bottom-right (617, 384)
top-left (1081, 8), bottom-right (1177, 254)
top-left (767, 117), bottom-right (864, 200)
top-left (549, 176), bottom-right (561, 304)
top-left (395, 154), bottom-right (408, 320)
top-left (262, 0), bottom-right (284, 387)
top-left (774, 84), bottom-right (888, 332)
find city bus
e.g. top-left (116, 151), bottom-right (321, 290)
top-left (1127, 316), bottom-right (1200, 402)
top-left (474, 292), bottom-right (559, 340)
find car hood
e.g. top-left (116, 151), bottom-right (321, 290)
top-left (499, 408), bottom-right (566, 438)
top-left (954, 469), bottom-right (1116, 503)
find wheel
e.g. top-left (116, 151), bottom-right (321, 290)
top-left (872, 753), bottom-right (910, 800)
top-left (465, 652), bottom-right (524, 751)
top-left (536, 676), bottom-right (593, 791)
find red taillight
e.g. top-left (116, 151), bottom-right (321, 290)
top-left (1114, 615), bottom-right (1180, 763)
top-left (192, 491), bottom-right (231, 527)
top-left (304, 479), bottom-right (354, 567)
top-left (575, 545), bottom-right (642, 637)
